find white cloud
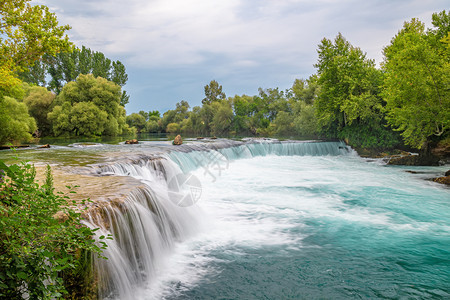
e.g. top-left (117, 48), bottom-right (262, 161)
top-left (31, 0), bottom-right (449, 112)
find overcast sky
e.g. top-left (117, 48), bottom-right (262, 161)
top-left (34, 0), bottom-right (448, 114)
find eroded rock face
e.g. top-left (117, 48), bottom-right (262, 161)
top-left (432, 143), bottom-right (450, 160)
top-left (173, 135), bottom-right (182, 145)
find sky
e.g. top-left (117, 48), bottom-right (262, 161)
top-left (34, 0), bottom-right (448, 114)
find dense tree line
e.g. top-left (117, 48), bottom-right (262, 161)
top-left (0, 1), bottom-right (133, 145)
top-left (136, 10), bottom-right (449, 152)
top-left (19, 46), bottom-right (130, 106)
top-left (1, 4), bottom-right (448, 154)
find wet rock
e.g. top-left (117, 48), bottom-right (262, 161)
top-left (387, 154), bottom-right (440, 166)
top-left (432, 176), bottom-right (450, 186)
top-left (173, 135), bottom-right (182, 145)
top-left (405, 170), bottom-right (422, 174)
top-left (39, 144), bottom-right (50, 148)
top-left (125, 139), bottom-right (138, 144)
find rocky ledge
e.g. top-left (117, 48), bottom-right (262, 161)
top-left (387, 153), bottom-right (441, 166)
top-left (432, 170), bottom-right (450, 186)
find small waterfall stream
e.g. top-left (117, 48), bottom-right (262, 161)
top-left (84, 140), bottom-right (351, 299)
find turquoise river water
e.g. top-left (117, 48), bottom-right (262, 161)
top-left (1, 139), bottom-right (449, 299)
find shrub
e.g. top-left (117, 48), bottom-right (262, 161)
top-left (0, 159), bottom-right (107, 299)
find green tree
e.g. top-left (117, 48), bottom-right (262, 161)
top-left (0, 0), bottom-right (72, 73)
top-left (21, 46), bottom-right (131, 105)
top-left (187, 106), bottom-right (207, 135)
top-left (18, 60), bottom-right (47, 86)
top-left (202, 80), bottom-right (226, 105)
top-left (145, 120), bottom-right (160, 133)
top-left (0, 96), bottom-right (37, 145)
top-left (138, 110), bottom-right (149, 121)
top-left (91, 52), bottom-right (111, 79)
top-left (0, 0), bottom-right (71, 143)
top-left (210, 101), bottom-right (233, 136)
top-left (273, 111), bottom-right (294, 136)
top-left (48, 74), bottom-right (130, 136)
top-left (292, 102), bottom-right (318, 137)
top-left (161, 101), bottom-right (190, 130)
top-left (22, 86), bottom-right (55, 135)
top-left (382, 11), bottom-right (450, 149)
top-left (291, 75), bottom-right (319, 105)
top-left (166, 122), bottom-right (180, 134)
top-left (315, 33), bottom-right (382, 130)
top-left (314, 33), bottom-right (397, 148)
top-left (126, 113), bottom-right (147, 133)
top-left (258, 87), bottom-right (289, 121)
top-left (46, 103), bottom-right (72, 136)
top-left (69, 102), bottom-right (108, 136)
top-left (229, 93), bottom-right (272, 135)
top-left (148, 110), bottom-right (161, 121)
top-left (231, 95), bottom-right (253, 134)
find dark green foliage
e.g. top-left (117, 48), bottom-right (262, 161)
top-left (48, 74), bottom-right (131, 137)
top-left (312, 32), bottom-right (399, 149)
top-left (0, 159), bottom-right (106, 299)
top-left (382, 11), bottom-right (449, 149)
top-left (160, 101), bottom-right (190, 131)
top-left (338, 124), bottom-right (401, 149)
top-left (22, 86), bottom-right (55, 136)
top-left (20, 46), bottom-right (130, 106)
top-left (0, 96), bottom-right (37, 145)
top-left (126, 113), bottom-right (147, 133)
top-left (210, 101), bottom-right (233, 136)
top-left (202, 80), bottom-right (226, 105)
top-left (148, 110), bottom-right (161, 121)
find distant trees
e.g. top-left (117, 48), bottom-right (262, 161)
top-left (146, 78), bottom-right (320, 138)
top-left (210, 100), bottom-right (233, 136)
top-left (290, 76), bottom-right (319, 137)
top-left (126, 113), bottom-right (147, 133)
top-left (125, 110), bottom-right (162, 133)
top-left (382, 11), bottom-right (450, 149)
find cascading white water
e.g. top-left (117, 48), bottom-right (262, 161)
top-left (84, 157), bottom-right (203, 299)
top-left (84, 140), bottom-right (352, 299)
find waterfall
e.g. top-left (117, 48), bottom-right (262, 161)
top-left (84, 157), bottom-right (202, 299)
top-left (84, 140), bottom-right (351, 299)
top-left (167, 139), bottom-right (351, 173)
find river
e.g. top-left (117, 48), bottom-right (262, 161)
top-left (1, 138), bottom-right (449, 299)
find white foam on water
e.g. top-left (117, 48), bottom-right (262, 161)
top-left (88, 142), bottom-right (449, 299)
